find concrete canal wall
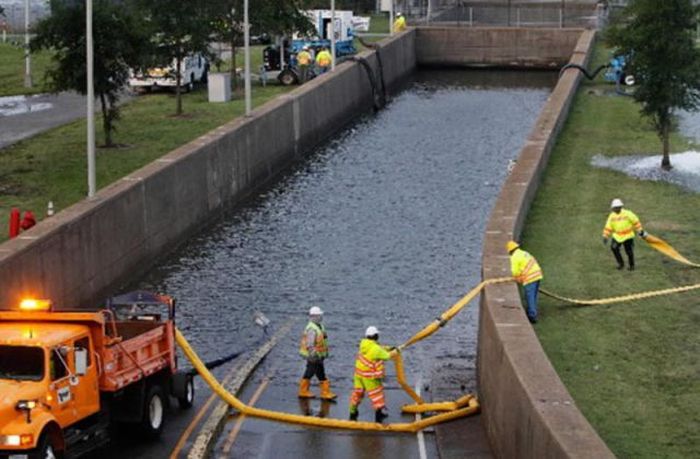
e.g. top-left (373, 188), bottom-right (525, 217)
top-left (0, 30), bottom-right (416, 311)
top-left (478, 29), bottom-right (614, 458)
top-left (416, 27), bottom-right (583, 68)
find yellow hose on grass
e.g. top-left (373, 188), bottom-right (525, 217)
top-left (644, 234), bottom-right (700, 267)
top-left (176, 329), bottom-right (479, 433)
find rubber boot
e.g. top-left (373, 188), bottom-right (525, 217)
top-left (298, 378), bottom-right (315, 398)
top-left (319, 379), bottom-right (337, 401)
top-left (349, 408), bottom-right (358, 421)
top-left (375, 407), bottom-right (389, 423)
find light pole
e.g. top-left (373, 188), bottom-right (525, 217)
top-left (330, 0), bottom-right (336, 71)
top-left (390, 0), bottom-right (394, 36)
top-left (243, 0), bottom-right (251, 116)
top-left (86, 0), bottom-right (96, 197)
top-left (23, 0), bottom-right (32, 87)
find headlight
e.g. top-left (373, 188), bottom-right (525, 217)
top-left (15, 400), bottom-right (37, 411)
top-left (0, 433), bottom-right (33, 446)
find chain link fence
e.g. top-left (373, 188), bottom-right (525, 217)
top-left (402, 1), bottom-right (604, 29)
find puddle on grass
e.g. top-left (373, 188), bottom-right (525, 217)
top-left (592, 151), bottom-right (700, 192)
top-left (0, 95), bottom-right (53, 117)
top-left (678, 110), bottom-right (700, 144)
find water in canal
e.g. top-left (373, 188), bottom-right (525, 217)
top-left (133, 69), bottom-right (556, 458)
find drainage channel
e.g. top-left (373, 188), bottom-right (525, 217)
top-left (99, 69), bottom-right (556, 459)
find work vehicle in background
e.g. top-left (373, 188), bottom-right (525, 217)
top-left (0, 291), bottom-right (194, 459)
top-left (260, 9), bottom-right (359, 85)
top-left (129, 53), bottom-right (209, 93)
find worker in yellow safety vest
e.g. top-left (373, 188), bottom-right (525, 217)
top-left (315, 47), bottom-right (332, 74)
top-left (507, 241), bottom-right (543, 324)
top-left (296, 45), bottom-right (312, 83)
top-left (393, 12), bottom-right (407, 33)
top-left (298, 306), bottom-right (337, 400)
top-left (349, 326), bottom-right (393, 423)
top-left (602, 198), bottom-right (646, 271)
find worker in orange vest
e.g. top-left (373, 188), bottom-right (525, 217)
top-left (507, 241), bottom-right (543, 324)
top-left (298, 306), bottom-right (337, 400)
top-left (349, 326), bottom-right (392, 423)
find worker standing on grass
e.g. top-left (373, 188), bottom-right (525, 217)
top-left (298, 306), bottom-right (337, 401)
top-left (316, 47), bottom-right (332, 74)
top-left (297, 46), bottom-right (312, 83)
top-left (507, 241), bottom-right (543, 324)
top-left (603, 198), bottom-right (647, 271)
top-left (349, 326), bottom-right (393, 423)
top-left (393, 12), bottom-right (407, 33)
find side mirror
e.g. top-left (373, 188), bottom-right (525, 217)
top-left (75, 348), bottom-right (88, 376)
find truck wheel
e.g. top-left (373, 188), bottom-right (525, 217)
top-left (278, 69), bottom-right (299, 86)
top-left (178, 375), bottom-right (195, 409)
top-left (32, 434), bottom-right (58, 459)
top-left (142, 385), bottom-right (166, 438)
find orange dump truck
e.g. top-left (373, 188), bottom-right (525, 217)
top-left (0, 291), bottom-right (194, 459)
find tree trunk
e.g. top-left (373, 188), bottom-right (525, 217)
top-left (661, 120), bottom-right (672, 170)
top-left (175, 54), bottom-right (183, 116)
top-left (99, 92), bottom-right (113, 148)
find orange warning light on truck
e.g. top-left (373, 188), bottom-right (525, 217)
top-left (0, 292), bottom-right (195, 459)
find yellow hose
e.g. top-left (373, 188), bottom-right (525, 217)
top-left (402, 395), bottom-right (475, 413)
top-left (391, 352), bottom-right (425, 405)
top-left (176, 329), bottom-right (479, 433)
top-left (644, 234), bottom-right (700, 267)
top-left (540, 282), bottom-right (700, 306)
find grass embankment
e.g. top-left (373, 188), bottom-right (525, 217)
top-left (0, 85), bottom-right (290, 240)
top-left (523, 43), bottom-right (700, 457)
top-left (0, 43), bottom-right (53, 96)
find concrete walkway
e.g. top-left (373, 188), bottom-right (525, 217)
top-left (0, 92), bottom-right (87, 149)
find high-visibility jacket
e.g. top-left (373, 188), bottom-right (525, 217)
top-left (603, 209), bottom-right (643, 243)
top-left (354, 338), bottom-right (391, 380)
top-left (316, 50), bottom-right (332, 68)
top-left (299, 321), bottom-right (328, 359)
top-left (297, 50), bottom-right (312, 66)
top-left (510, 248), bottom-right (543, 286)
top-left (393, 16), bottom-right (407, 33)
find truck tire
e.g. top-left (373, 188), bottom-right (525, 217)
top-left (142, 384), bottom-right (166, 438)
top-left (32, 434), bottom-right (58, 459)
top-left (178, 375), bottom-right (195, 409)
top-left (278, 69), bottom-right (299, 86)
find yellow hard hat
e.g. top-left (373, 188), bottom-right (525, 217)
top-left (506, 241), bottom-right (520, 252)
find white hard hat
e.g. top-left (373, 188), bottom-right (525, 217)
top-left (396, 12), bottom-right (403, 16)
top-left (610, 198), bottom-right (624, 208)
top-left (303, 45), bottom-right (309, 50)
top-left (309, 306), bottom-right (323, 316)
top-left (365, 326), bottom-right (379, 337)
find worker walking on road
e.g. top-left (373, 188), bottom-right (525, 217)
top-left (297, 46), bottom-right (312, 83)
top-left (507, 241), bottom-right (543, 324)
top-left (393, 12), bottom-right (407, 33)
top-left (316, 47), bottom-right (332, 74)
top-left (349, 326), bottom-right (392, 423)
top-left (298, 306), bottom-right (337, 400)
top-left (603, 198), bottom-right (647, 271)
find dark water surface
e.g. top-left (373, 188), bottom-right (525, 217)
top-left (131, 71), bottom-right (554, 453)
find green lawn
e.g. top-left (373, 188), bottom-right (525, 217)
top-left (0, 84), bottom-right (291, 240)
top-left (523, 42), bottom-right (700, 457)
top-left (0, 43), bottom-right (53, 96)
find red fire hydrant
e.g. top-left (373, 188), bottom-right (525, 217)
top-left (8, 208), bottom-right (20, 238)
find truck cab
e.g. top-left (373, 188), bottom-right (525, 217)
top-left (0, 294), bottom-right (194, 459)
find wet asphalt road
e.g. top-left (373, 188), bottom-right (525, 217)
top-left (97, 69), bottom-right (555, 459)
top-left (0, 92), bottom-right (88, 149)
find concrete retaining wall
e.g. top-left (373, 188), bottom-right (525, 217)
top-left (416, 27), bottom-right (584, 68)
top-left (477, 30), bottom-right (615, 458)
top-left (0, 30), bottom-right (416, 311)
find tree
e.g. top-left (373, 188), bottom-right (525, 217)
top-left (607, 0), bottom-right (700, 170)
top-left (210, 0), bottom-right (314, 89)
top-left (32, 0), bottom-right (149, 147)
top-left (139, 0), bottom-right (211, 116)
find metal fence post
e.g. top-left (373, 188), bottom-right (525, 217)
top-left (469, 7), bottom-right (473, 27)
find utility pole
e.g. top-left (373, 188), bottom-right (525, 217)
top-left (331, 0), bottom-right (336, 71)
top-left (390, 0), bottom-right (394, 35)
top-left (23, 0), bottom-right (32, 87)
top-left (86, 0), bottom-right (96, 197)
top-left (244, 0), bottom-right (251, 116)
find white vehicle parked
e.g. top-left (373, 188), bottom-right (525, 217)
top-left (129, 53), bottom-right (209, 92)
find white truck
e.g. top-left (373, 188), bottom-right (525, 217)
top-left (129, 54), bottom-right (209, 92)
